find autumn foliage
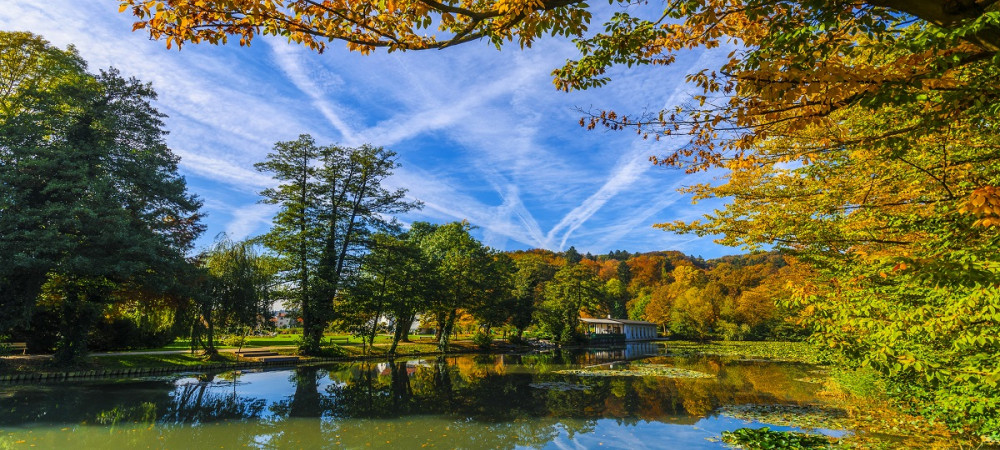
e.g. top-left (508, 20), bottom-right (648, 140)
top-left (116, 0), bottom-right (1000, 439)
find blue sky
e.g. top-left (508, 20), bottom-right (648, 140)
top-left (2, 2), bottom-right (738, 258)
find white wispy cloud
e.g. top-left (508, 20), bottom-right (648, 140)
top-left (2, 1), bottom-right (742, 257)
top-left (225, 204), bottom-right (280, 241)
top-left (267, 43), bottom-right (359, 144)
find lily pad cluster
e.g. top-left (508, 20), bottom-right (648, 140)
top-left (661, 341), bottom-right (821, 364)
top-left (556, 364), bottom-right (714, 379)
top-left (527, 381), bottom-right (590, 391)
top-left (716, 404), bottom-right (849, 431)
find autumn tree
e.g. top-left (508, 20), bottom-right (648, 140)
top-left (659, 43), bottom-right (1000, 437)
top-left (625, 254), bottom-right (666, 295)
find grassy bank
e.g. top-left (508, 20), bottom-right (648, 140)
top-left (0, 334), bottom-right (485, 375)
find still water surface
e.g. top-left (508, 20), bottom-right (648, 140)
top-left (0, 343), bottom-right (844, 448)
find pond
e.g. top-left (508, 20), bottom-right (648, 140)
top-left (0, 343), bottom-right (848, 448)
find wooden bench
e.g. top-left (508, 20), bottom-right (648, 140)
top-left (4, 342), bottom-right (27, 355)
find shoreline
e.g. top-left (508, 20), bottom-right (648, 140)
top-left (0, 339), bottom-right (813, 384)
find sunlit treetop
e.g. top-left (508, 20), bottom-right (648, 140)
top-left (120, 0), bottom-right (1000, 53)
top-left (120, 0), bottom-right (594, 53)
top-left (122, 0), bottom-right (1000, 148)
top-left (121, 0), bottom-right (1000, 223)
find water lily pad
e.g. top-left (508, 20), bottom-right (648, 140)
top-left (528, 382), bottom-right (590, 391)
top-left (556, 364), bottom-right (714, 379)
top-left (793, 377), bottom-right (826, 384)
top-left (716, 404), bottom-right (850, 431)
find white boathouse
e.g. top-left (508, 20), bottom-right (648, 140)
top-left (580, 317), bottom-right (658, 341)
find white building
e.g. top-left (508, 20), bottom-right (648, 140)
top-left (616, 319), bottom-right (658, 340)
top-left (580, 317), bottom-right (658, 341)
top-left (271, 311), bottom-right (297, 329)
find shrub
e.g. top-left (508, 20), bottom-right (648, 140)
top-left (220, 334), bottom-right (247, 347)
top-left (472, 331), bottom-right (493, 350)
top-left (717, 320), bottom-right (750, 341)
top-left (559, 327), bottom-right (582, 346)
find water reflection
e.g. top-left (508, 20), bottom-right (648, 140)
top-left (0, 345), bottom-right (832, 448)
top-left (579, 342), bottom-right (661, 366)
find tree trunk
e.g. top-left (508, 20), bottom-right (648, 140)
top-left (400, 314), bottom-right (415, 342)
top-left (388, 317), bottom-right (407, 355)
top-left (198, 293), bottom-right (218, 356)
top-left (54, 286), bottom-right (97, 366)
top-left (438, 309), bottom-right (457, 352)
top-left (433, 311), bottom-right (445, 341)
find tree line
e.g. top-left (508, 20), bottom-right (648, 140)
top-left (0, 32), bottom-right (803, 364)
top-left (16, 0), bottom-right (1000, 432)
top-left (118, 0), bottom-right (998, 438)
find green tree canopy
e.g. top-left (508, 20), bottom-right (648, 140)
top-left (196, 235), bottom-right (277, 355)
top-left (256, 135), bottom-right (419, 354)
top-left (0, 31), bottom-right (204, 362)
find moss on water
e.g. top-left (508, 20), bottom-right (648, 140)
top-left (557, 364), bottom-right (714, 379)
top-left (660, 340), bottom-right (821, 364)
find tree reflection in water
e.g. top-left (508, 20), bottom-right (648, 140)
top-left (0, 347), bottom-right (834, 448)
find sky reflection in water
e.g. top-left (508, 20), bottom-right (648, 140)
top-left (0, 343), bottom-right (845, 448)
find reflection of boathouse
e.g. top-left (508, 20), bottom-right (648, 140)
top-left (580, 317), bottom-right (658, 342)
top-left (580, 342), bottom-right (661, 365)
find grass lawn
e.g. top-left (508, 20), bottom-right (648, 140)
top-left (94, 352), bottom-right (239, 370)
top-left (0, 333), bottom-right (486, 375)
top-left (138, 333), bottom-right (444, 352)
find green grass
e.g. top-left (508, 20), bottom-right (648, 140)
top-left (1, 333), bottom-right (506, 375)
top-left (136, 333), bottom-right (443, 352)
top-left (93, 352), bottom-right (239, 370)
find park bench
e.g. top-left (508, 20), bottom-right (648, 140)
top-left (3, 342), bottom-right (27, 355)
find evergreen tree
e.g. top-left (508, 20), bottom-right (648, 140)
top-left (563, 246), bottom-right (582, 265)
top-left (0, 32), bottom-right (203, 363)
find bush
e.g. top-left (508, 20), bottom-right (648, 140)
top-left (220, 334), bottom-right (247, 347)
top-left (559, 327), bottom-right (582, 345)
top-left (88, 318), bottom-right (175, 351)
top-left (829, 366), bottom-right (887, 401)
top-left (717, 320), bottom-right (750, 341)
top-left (472, 331), bottom-right (493, 350)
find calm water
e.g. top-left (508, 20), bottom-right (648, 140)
top-left (0, 343), bottom-right (844, 448)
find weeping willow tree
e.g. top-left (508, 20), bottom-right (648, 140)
top-left (195, 235), bottom-right (277, 356)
